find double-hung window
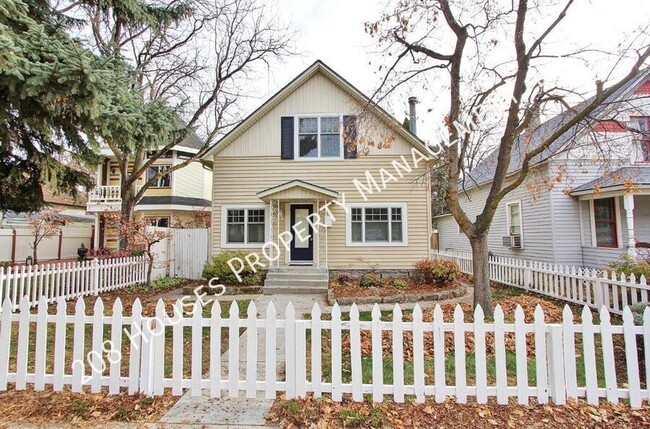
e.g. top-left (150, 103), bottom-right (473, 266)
top-left (147, 165), bottom-right (171, 188)
top-left (223, 207), bottom-right (266, 246)
top-left (593, 198), bottom-right (618, 248)
top-left (506, 201), bottom-right (522, 236)
top-left (631, 116), bottom-right (650, 161)
top-left (348, 204), bottom-right (407, 246)
top-left (298, 116), bottom-right (341, 158)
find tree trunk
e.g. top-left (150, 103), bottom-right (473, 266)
top-left (145, 250), bottom-right (153, 287)
top-left (119, 185), bottom-right (136, 250)
top-left (471, 233), bottom-right (494, 318)
top-left (32, 238), bottom-right (38, 264)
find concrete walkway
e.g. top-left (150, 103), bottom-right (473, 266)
top-left (160, 293), bottom-right (327, 428)
top-left (160, 288), bottom-right (473, 427)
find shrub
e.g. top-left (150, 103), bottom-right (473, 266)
top-left (336, 273), bottom-right (354, 285)
top-left (152, 276), bottom-right (185, 290)
top-left (630, 302), bottom-right (649, 325)
top-left (359, 273), bottom-right (383, 288)
top-left (608, 255), bottom-right (650, 279)
top-left (413, 259), bottom-right (460, 286)
top-left (390, 278), bottom-right (410, 289)
top-left (202, 251), bottom-right (265, 285)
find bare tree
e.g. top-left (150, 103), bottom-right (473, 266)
top-left (66, 0), bottom-right (292, 247)
top-left (367, 0), bottom-right (650, 315)
top-left (27, 208), bottom-right (62, 264)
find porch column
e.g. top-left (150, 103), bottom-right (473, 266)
top-left (317, 199), bottom-right (328, 269)
top-left (270, 199), bottom-right (280, 268)
top-left (93, 213), bottom-right (101, 250)
top-left (623, 193), bottom-right (635, 256)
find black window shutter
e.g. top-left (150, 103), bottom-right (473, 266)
top-left (343, 115), bottom-right (358, 159)
top-left (280, 116), bottom-right (294, 159)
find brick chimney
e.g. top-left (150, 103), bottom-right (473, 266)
top-left (408, 96), bottom-right (418, 135)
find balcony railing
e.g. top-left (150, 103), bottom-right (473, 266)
top-left (87, 185), bottom-right (122, 212)
top-left (89, 185), bottom-right (121, 202)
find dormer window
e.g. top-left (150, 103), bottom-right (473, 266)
top-left (631, 116), bottom-right (650, 161)
top-left (297, 116), bottom-right (341, 159)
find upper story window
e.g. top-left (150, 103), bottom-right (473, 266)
top-left (631, 116), bottom-right (650, 161)
top-left (297, 116), bottom-right (341, 159)
top-left (147, 165), bottom-right (171, 188)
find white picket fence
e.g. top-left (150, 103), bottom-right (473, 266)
top-left (0, 257), bottom-right (147, 311)
top-left (434, 251), bottom-right (650, 315)
top-left (0, 296), bottom-right (648, 407)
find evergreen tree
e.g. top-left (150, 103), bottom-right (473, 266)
top-left (0, 0), bottom-right (105, 211)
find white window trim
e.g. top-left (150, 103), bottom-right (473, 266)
top-left (345, 202), bottom-right (408, 247)
top-left (589, 196), bottom-right (623, 248)
top-left (220, 204), bottom-right (270, 248)
top-left (294, 114), bottom-right (344, 161)
top-left (505, 200), bottom-right (524, 248)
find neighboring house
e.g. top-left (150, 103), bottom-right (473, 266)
top-left (436, 67), bottom-right (650, 268)
top-left (201, 60), bottom-right (435, 291)
top-left (86, 132), bottom-right (212, 249)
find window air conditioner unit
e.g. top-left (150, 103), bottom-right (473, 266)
top-left (502, 234), bottom-right (523, 249)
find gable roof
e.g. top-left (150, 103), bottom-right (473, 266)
top-left (257, 179), bottom-right (339, 202)
top-left (201, 60), bottom-right (428, 158)
top-left (465, 67), bottom-right (650, 189)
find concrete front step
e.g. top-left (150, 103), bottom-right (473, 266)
top-left (268, 267), bottom-right (328, 274)
top-left (265, 273), bottom-right (329, 282)
top-left (263, 279), bottom-right (328, 288)
top-left (263, 286), bottom-right (327, 294)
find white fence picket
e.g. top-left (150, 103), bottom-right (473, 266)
top-left (392, 304), bottom-right (405, 403)
top-left (265, 301), bottom-right (277, 400)
top-left (228, 301), bottom-right (240, 398)
top-left (210, 300), bottom-right (222, 398)
top-left (349, 304), bottom-right (362, 402)
top-left (331, 304), bottom-right (342, 402)
top-left (246, 302), bottom-right (258, 399)
top-left (310, 303), bottom-right (322, 399)
top-left (412, 304), bottom-right (425, 403)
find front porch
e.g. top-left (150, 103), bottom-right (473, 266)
top-left (572, 171), bottom-right (650, 266)
top-left (257, 179), bottom-right (338, 270)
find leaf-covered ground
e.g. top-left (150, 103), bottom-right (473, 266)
top-left (0, 387), bottom-right (178, 425)
top-left (268, 394), bottom-right (650, 428)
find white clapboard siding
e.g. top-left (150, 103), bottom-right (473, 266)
top-left (0, 297), bottom-right (647, 409)
top-left (0, 257), bottom-right (147, 312)
top-left (434, 251), bottom-right (650, 315)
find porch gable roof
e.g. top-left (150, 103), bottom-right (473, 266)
top-left (570, 166), bottom-right (650, 196)
top-left (257, 179), bottom-right (339, 202)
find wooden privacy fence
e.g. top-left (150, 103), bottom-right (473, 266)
top-left (0, 296), bottom-right (649, 407)
top-left (0, 257), bottom-right (147, 311)
top-left (434, 251), bottom-right (650, 315)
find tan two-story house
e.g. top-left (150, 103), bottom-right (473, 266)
top-left (202, 61), bottom-right (436, 292)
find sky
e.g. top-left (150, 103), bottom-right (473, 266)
top-left (240, 0), bottom-right (650, 144)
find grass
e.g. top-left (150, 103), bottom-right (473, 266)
top-left (317, 347), bottom-right (606, 389)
